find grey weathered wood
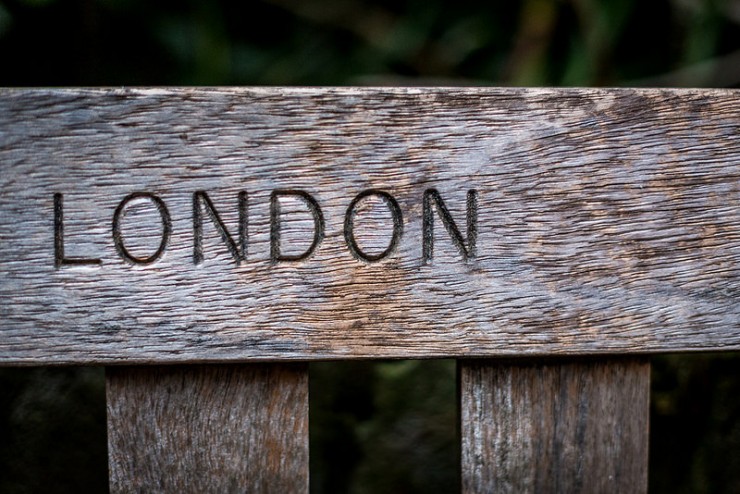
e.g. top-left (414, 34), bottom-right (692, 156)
top-left (460, 358), bottom-right (650, 493)
top-left (107, 363), bottom-right (308, 493)
top-left (0, 88), bottom-right (738, 363)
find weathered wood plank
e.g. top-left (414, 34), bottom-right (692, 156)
top-left (0, 88), bottom-right (738, 363)
top-left (460, 358), bottom-right (650, 493)
top-left (107, 364), bottom-right (308, 493)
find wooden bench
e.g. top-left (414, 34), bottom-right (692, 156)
top-left (0, 87), bottom-right (737, 493)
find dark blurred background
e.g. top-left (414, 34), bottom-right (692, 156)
top-left (0, 0), bottom-right (738, 492)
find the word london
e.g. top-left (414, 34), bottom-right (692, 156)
top-left (54, 189), bottom-right (479, 267)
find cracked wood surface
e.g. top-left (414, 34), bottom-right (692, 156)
top-left (460, 358), bottom-right (650, 494)
top-left (107, 363), bottom-right (309, 493)
top-left (0, 88), bottom-right (738, 364)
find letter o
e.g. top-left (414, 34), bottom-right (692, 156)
top-left (112, 192), bottom-right (172, 264)
top-left (344, 190), bottom-right (403, 262)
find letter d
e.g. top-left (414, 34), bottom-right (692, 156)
top-left (270, 190), bottom-right (325, 263)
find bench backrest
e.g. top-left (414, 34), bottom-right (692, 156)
top-left (1, 87), bottom-right (738, 364)
top-left (1, 88), bottom-right (737, 492)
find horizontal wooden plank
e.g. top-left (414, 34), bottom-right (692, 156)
top-left (0, 87), bottom-right (738, 364)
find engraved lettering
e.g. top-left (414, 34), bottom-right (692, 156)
top-left (270, 190), bottom-right (325, 263)
top-left (54, 188), bottom-right (482, 268)
top-left (193, 191), bottom-right (247, 265)
top-left (53, 193), bottom-right (102, 268)
top-left (344, 190), bottom-right (403, 262)
top-left (112, 192), bottom-right (172, 265)
top-left (422, 189), bottom-right (477, 264)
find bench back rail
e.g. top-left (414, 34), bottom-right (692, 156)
top-left (0, 88), bottom-right (737, 492)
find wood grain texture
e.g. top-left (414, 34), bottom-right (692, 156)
top-left (0, 87), bottom-right (738, 363)
top-left (460, 358), bottom-right (650, 493)
top-left (107, 364), bottom-right (308, 493)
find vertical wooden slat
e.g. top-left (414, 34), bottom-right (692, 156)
top-left (107, 363), bottom-right (308, 494)
top-left (460, 358), bottom-right (650, 494)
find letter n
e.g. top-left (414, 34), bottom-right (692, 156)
top-left (193, 191), bottom-right (247, 265)
top-left (422, 189), bottom-right (477, 264)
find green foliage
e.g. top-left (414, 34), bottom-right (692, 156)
top-left (0, 368), bottom-right (107, 494)
top-left (0, 0), bottom-right (737, 86)
top-left (651, 354), bottom-right (740, 493)
top-left (311, 360), bottom-right (457, 494)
